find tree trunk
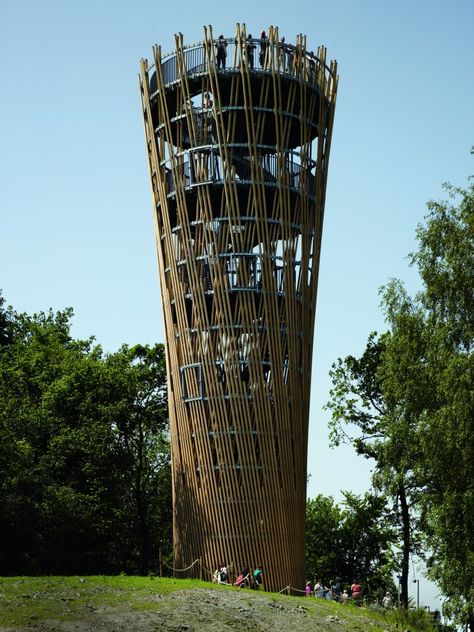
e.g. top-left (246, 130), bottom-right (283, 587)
top-left (135, 419), bottom-right (151, 575)
top-left (467, 613), bottom-right (474, 632)
top-left (399, 484), bottom-right (410, 608)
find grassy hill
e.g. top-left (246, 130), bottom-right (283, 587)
top-left (0, 576), bottom-right (440, 631)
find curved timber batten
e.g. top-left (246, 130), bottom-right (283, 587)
top-left (139, 23), bottom-right (338, 592)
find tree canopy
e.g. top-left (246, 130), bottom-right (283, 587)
top-left (325, 160), bottom-right (474, 628)
top-left (306, 491), bottom-right (396, 599)
top-left (0, 296), bottom-right (171, 575)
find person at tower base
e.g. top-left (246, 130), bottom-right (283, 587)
top-left (253, 565), bottom-right (263, 589)
top-left (314, 579), bottom-right (323, 598)
top-left (331, 578), bottom-right (341, 602)
top-left (234, 573), bottom-right (245, 587)
top-left (220, 564), bottom-right (229, 584)
top-left (351, 580), bottom-right (362, 605)
top-left (382, 592), bottom-right (392, 608)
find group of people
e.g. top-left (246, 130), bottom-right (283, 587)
top-left (305, 579), bottom-right (393, 608)
top-left (214, 32), bottom-right (267, 71)
top-left (212, 566), bottom-right (393, 606)
top-left (214, 32), bottom-right (314, 75)
top-left (213, 563), bottom-right (263, 590)
top-left (305, 579), bottom-right (361, 604)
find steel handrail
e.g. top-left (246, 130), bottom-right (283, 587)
top-left (149, 36), bottom-right (333, 88)
top-left (161, 145), bottom-right (317, 170)
top-left (156, 36), bottom-right (333, 75)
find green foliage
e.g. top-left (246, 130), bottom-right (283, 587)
top-left (0, 576), bottom-right (210, 626)
top-left (326, 323), bottom-right (424, 606)
top-left (410, 175), bottom-right (474, 629)
top-left (306, 491), bottom-right (396, 599)
top-left (384, 606), bottom-right (453, 632)
top-left (411, 177), bottom-right (474, 352)
top-left (0, 297), bottom-right (171, 575)
top-left (0, 292), bottom-right (15, 346)
top-left (306, 494), bottom-right (343, 582)
top-left (325, 156), bottom-right (474, 629)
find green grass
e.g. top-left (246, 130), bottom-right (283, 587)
top-left (0, 575), bottom-right (213, 626)
top-left (0, 576), bottom-right (440, 631)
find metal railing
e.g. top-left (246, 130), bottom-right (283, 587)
top-left (163, 146), bottom-right (316, 197)
top-left (180, 356), bottom-right (300, 402)
top-left (163, 106), bottom-right (318, 146)
top-left (153, 37), bottom-right (331, 90)
top-left (172, 252), bottom-right (308, 301)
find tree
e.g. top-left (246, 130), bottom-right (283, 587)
top-left (306, 494), bottom-right (343, 583)
top-left (326, 156), bottom-right (474, 628)
top-left (339, 492), bottom-right (396, 599)
top-left (326, 320), bottom-right (427, 607)
top-left (306, 491), bottom-right (396, 599)
top-left (105, 343), bottom-right (171, 574)
top-left (408, 174), bottom-right (474, 629)
top-left (0, 291), bottom-right (14, 346)
top-left (0, 299), bottom-right (171, 575)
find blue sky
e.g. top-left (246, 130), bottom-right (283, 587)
top-left (1, 0), bottom-right (473, 608)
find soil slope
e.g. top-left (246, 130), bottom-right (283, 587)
top-left (0, 584), bottom-right (418, 632)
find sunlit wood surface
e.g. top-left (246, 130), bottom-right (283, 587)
top-left (139, 23), bottom-right (338, 591)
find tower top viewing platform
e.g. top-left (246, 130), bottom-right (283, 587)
top-left (145, 26), bottom-right (337, 110)
top-left (141, 24), bottom-right (338, 167)
top-left (148, 28), bottom-right (337, 87)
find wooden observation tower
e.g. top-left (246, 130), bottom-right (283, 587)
top-left (139, 24), bottom-right (338, 592)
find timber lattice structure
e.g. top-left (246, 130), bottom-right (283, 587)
top-left (139, 24), bottom-right (338, 592)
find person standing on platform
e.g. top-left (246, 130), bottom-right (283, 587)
top-left (292, 44), bottom-right (302, 75)
top-left (216, 34), bottom-right (227, 69)
top-left (246, 34), bottom-right (256, 69)
top-left (278, 36), bottom-right (286, 71)
top-left (259, 30), bottom-right (268, 68)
